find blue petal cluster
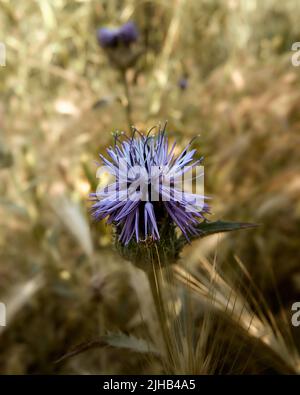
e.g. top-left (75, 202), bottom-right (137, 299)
top-left (91, 129), bottom-right (209, 245)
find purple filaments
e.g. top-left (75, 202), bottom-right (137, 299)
top-left (90, 130), bottom-right (209, 245)
top-left (97, 22), bottom-right (138, 48)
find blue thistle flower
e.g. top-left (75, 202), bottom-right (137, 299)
top-left (118, 22), bottom-right (138, 45)
top-left (97, 22), bottom-right (138, 49)
top-left (97, 27), bottom-right (119, 48)
top-left (90, 127), bottom-right (209, 246)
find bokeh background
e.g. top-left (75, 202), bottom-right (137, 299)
top-left (0, 0), bottom-right (300, 374)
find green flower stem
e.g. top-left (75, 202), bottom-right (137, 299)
top-left (147, 261), bottom-right (174, 367)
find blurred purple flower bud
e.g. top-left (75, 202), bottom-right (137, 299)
top-left (178, 77), bottom-right (188, 90)
top-left (97, 27), bottom-right (119, 48)
top-left (118, 22), bottom-right (138, 45)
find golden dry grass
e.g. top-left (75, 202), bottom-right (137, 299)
top-left (0, 0), bottom-right (299, 374)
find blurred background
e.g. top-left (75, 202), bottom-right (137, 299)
top-left (0, 0), bottom-right (300, 374)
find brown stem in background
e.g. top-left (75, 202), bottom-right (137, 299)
top-left (120, 69), bottom-right (133, 130)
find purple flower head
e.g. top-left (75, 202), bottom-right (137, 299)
top-left (90, 127), bottom-right (209, 245)
top-left (118, 22), bottom-right (138, 45)
top-left (97, 22), bottom-right (138, 49)
top-left (97, 27), bottom-right (119, 48)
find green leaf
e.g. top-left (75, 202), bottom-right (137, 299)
top-left (195, 220), bottom-right (258, 236)
top-left (178, 220), bottom-right (258, 247)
